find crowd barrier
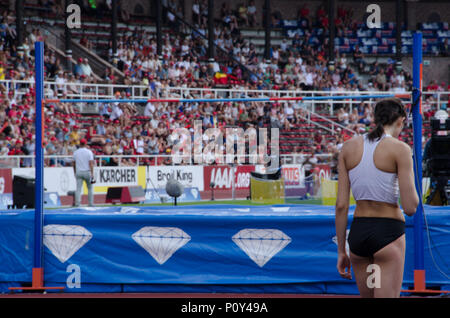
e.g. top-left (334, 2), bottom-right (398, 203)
top-left (0, 165), bottom-right (434, 207)
top-left (0, 164), bottom-right (330, 206)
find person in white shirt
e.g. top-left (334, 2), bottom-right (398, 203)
top-left (180, 40), bottom-right (190, 56)
top-left (285, 102), bottom-right (295, 121)
top-left (55, 71), bottom-right (67, 94)
top-left (133, 135), bottom-right (145, 155)
top-left (280, 39), bottom-right (289, 52)
top-left (73, 139), bottom-right (95, 207)
top-left (393, 82), bottom-right (407, 94)
top-left (110, 102), bottom-right (124, 122)
top-left (80, 58), bottom-right (93, 77)
top-left (144, 102), bottom-right (155, 117)
top-left (305, 69), bottom-right (314, 88)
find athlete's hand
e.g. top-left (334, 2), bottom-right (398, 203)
top-left (337, 252), bottom-right (352, 280)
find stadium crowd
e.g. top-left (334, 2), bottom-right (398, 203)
top-left (0, 2), bottom-right (449, 168)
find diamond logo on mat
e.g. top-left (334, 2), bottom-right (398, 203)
top-left (132, 227), bottom-right (191, 265)
top-left (43, 225), bottom-right (92, 263)
top-left (232, 229), bottom-right (291, 268)
top-left (332, 229), bottom-right (350, 254)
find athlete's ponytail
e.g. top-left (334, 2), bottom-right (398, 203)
top-left (367, 98), bottom-right (406, 142)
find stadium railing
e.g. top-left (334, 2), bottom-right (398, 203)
top-left (2, 79), bottom-right (448, 114)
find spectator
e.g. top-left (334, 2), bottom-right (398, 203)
top-left (69, 125), bottom-right (81, 146)
top-left (237, 3), bottom-right (248, 26)
top-left (144, 101), bottom-right (156, 117)
top-left (375, 68), bottom-right (387, 91)
top-left (337, 107), bottom-right (349, 126)
top-left (80, 58), bottom-right (93, 77)
top-left (352, 45), bottom-right (365, 72)
top-left (73, 138), bottom-right (95, 207)
top-left (247, 1), bottom-right (257, 27)
top-left (73, 58), bottom-right (83, 77)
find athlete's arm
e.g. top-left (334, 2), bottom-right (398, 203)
top-left (396, 142), bottom-right (419, 216)
top-left (335, 142), bottom-right (352, 279)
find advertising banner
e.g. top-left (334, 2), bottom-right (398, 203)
top-left (314, 164), bottom-right (331, 181)
top-left (12, 167), bottom-right (145, 196)
top-left (0, 169), bottom-right (12, 194)
top-left (144, 187), bottom-right (201, 203)
top-left (255, 164), bottom-right (307, 198)
top-left (0, 192), bottom-right (60, 210)
top-left (147, 166), bottom-right (204, 191)
top-left (203, 165), bottom-right (255, 192)
top-left (0, 193), bottom-right (12, 209)
top-left (92, 166), bottom-right (147, 194)
top-left (282, 164), bottom-right (306, 188)
top-left (12, 168), bottom-right (76, 196)
top-left (94, 167), bottom-right (139, 187)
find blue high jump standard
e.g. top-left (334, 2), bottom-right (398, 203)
top-left (8, 42), bottom-right (64, 292)
top-left (400, 32), bottom-right (449, 295)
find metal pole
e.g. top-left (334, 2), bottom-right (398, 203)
top-left (111, 0), bottom-right (118, 64)
top-left (207, 0), bottom-right (214, 61)
top-left (328, 0), bottom-right (335, 65)
top-left (156, 0), bottom-right (162, 57)
top-left (34, 41), bottom-right (45, 283)
top-left (15, 0), bottom-right (24, 55)
top-left (264, 0), bottom-right (271, 62)
top-left (65, 0), bottom-right (73, 71)
top-left (396, 0), bottom-right (403, 70)
top-left (231, 165), bottom-right (235, 201)
top-left (412, 31), bottom-right (425, 289)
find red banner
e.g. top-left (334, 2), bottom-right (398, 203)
top-left (203, 165), bottom-right (255, 191)
top-left (0, 169), bottom-right (12, 194)
top-left (282, 165), bottom-right (305, 188)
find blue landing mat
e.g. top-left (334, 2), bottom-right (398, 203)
top-left (0, 204), bottom-right (449, 294)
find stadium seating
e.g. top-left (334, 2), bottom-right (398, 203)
top-left (0, 0), bottom-right (447, 174)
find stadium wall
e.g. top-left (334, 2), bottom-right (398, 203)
top-left (0, 164), bottom-right (331, 207)
top-left (0, 165), bottom-right (433, 208)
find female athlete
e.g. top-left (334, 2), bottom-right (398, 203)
top-left (335, 98), bottom-right (419, 297)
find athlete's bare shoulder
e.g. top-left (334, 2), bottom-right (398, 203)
top-left (341, 135), bottom-right (363, 152)
top-left (382, 137), bottom-right (412, 154)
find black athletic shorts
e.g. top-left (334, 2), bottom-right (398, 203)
top-left (348, 217), bottom-right (405, 258)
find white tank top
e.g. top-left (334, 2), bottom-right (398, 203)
top-left (348, 134), bottom-right (400, 205)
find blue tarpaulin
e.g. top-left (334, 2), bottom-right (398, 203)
top-left (0, 204), bottom-right (449, 294)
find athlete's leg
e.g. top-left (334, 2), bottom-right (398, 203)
top-left (372, 234), bottom-right (406, 298)
top-left (74, 174), bottom-right (83, 206)
top-left (349, 251), bottom-right (374, 298)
